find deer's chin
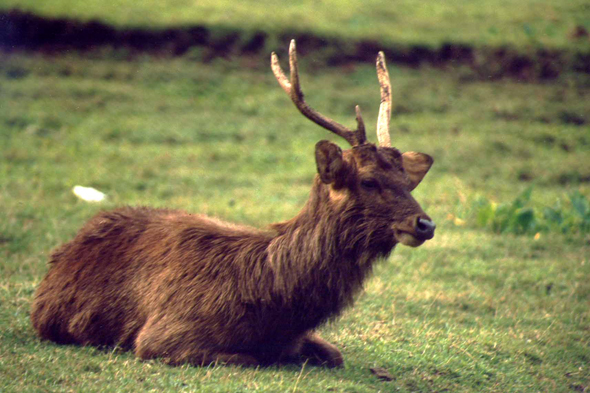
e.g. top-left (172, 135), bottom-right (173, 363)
top-left (394, 232), bottom-right (425, 248)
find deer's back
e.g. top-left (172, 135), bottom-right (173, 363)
top-left (30, 206), bottom-right (274, 349)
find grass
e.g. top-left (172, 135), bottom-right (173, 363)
top-left (462, 187), bottom-right (590, 235)
top-left (1, 51), bottom-right (589, 391)
top-left (2, 0), bottom-right (590, 51)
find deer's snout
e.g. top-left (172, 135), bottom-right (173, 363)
top-left (393, 214), bottom-right (436, 247)
top-left (415, 217), bottom-right (436, 240)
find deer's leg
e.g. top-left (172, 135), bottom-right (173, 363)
top-left (284, 332), bottom-right (344, 367)
top-left (299, 333), bottom-right (344, 367)
top-left (134, 318), bottom-right (259, 367)
top-left (165, 351), bottom-right (259, 367)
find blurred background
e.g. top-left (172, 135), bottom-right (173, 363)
top-left (0, 1), bottom-right (589, 391)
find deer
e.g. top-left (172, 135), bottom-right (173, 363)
top-left (30, 40), bottom-right (436, 368)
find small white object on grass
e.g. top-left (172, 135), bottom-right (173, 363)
top-left (72, 186), bottom-right (106, 202)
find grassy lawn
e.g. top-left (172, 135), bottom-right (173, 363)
top-left (1, 50), bottom-right (589, 391)
top-left (2, 0), bottom-right (590, 51)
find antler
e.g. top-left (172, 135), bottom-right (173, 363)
top-left (271, 40), bottom-right (367, 146)
top-left (376, 52), bottom-right (392, 147)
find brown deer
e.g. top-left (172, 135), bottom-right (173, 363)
top-left (30, 40), bottom-right (435, 368)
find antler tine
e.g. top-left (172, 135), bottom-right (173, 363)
top-left (271, 51), bottom-right (291, 95)
top-left (271, 39), bottom-right (366, 146)
top-left (355, 105), bottom-right (365, 138)
top-left (376, 51), bottom-right (392, 147)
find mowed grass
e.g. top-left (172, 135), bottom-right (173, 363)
top-left (2, 0), bottom-right (590, 51)
top-left (1, 53), bottom-right (589, 391)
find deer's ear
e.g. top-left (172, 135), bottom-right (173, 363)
top-left (402, 151), bottom-right (433, 191)
top-left (315, 140), bottom-right (344, 184)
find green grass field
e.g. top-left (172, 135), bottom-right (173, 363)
top-left (2, 0), bottom-right (590, 51)
top-left (1, 51), bottom-right (589, 392)
top-left (1, 1), bottom-right (590, 391)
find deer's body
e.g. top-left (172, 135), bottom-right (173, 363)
top-left (32, 175), bottom-right (389, 365)
top-left (31, 41), bottom-right (436, 367)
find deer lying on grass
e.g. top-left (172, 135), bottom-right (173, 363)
top-left (31, 40), bottom-right (435, 367)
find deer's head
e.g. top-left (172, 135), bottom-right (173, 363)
top-left (272, 40), bottom-right (435, 248)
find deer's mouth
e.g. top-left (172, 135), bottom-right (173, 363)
top-left (392, 217), bottom-right (435, 247)
top-left (393, 230), bottom-right (426, 248)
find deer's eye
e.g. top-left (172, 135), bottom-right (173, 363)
top-left (361, 179), bottom-right (380, 191)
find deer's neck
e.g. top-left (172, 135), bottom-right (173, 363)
top-left (265, 178), bottom-right (395, 323)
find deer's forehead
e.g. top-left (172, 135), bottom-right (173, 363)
top-left (346, 145), bottom-right (403, 171)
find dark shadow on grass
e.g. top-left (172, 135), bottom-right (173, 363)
top-left (1, 9), bottom-right (589, 80)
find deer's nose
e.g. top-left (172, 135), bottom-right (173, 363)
top-left (415, 217), bottom-right (436, 240)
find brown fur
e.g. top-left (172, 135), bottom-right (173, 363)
top-left (31, 139), bottom-right (434, 368)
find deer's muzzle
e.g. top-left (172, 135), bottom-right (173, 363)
top-left (393, 215), bottom-right (436, 247)
top-left (415, 217), bottom-right (436, 240)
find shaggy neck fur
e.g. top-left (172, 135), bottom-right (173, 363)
top-left (262, 177), bottom-right (397, 330)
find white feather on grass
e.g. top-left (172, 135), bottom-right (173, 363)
top-left (72, 186), bottom-right (106, 202)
